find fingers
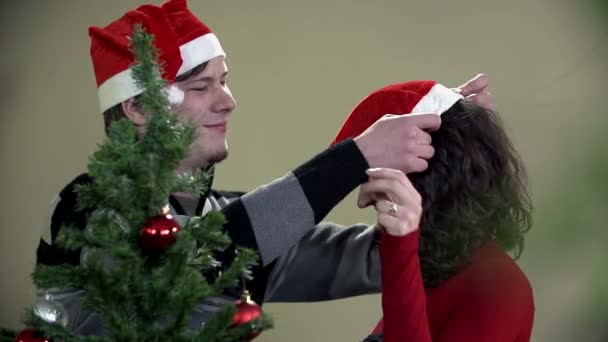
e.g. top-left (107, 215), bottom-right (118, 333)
top-left (354, 112), bottom-right (440, 174)
top-left (375, 200), bottom-right (421, 237)
top-left (374, 199), bottom-right (399, 214)
top-left (375, 199), bottom-right (422, 223)
top-left (457, 74), bottom-right (489, 97)
top-left (361, 169), bottom-right (421, 205)
top-left (357, 188), bottom-right (376, 208)
top-left (366, 167), bottom-right (408, 183)
top-left (416, 144), bottom-right (435, 160)
top-left (358, 169), bottom-right (423, 237)
top-left (366, 168), bottom-right (418, 196)
top-left (375, 199), bottom-right (419, 220)
top-left (415, 130), bottom-right (432, 145)
top-left (407, 157), bottom-right (429, 174)
top-left (401, 113), bottom-right (442, 132)
top-left (358, 178), bottom-right (407, 207)
top-left (412, 130), bottom-right (434, 172)
top-left (466, 90), bottom-right (495, 110)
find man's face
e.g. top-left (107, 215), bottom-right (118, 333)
top-left (173, 56), bottom-right (236, 171)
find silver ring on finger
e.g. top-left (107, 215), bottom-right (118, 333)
top-left (388, 202), bottom-right (399, 216)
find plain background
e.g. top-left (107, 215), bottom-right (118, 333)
top-left (1, 1), bottom-right (606, 341)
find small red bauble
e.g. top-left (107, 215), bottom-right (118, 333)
top-left (231, 291), bottom-right (263, 340)
top-left (15, 328), bottom-right (51, 342)
top-left (139, 214), bottom-right (181, 254)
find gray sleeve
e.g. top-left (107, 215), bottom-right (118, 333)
top-left (232, 139), bottom-right (369, 267)
top-left (263, 222), bottom-right (382, 302)
top-left (240, 172), bottom-right (315, 266)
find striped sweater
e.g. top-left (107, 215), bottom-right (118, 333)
top-left (36, 139), bottom-right (383, 335)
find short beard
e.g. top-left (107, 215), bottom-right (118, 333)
top-left (177, 148), bottom-right (229, 174)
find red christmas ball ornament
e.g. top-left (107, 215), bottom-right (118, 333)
top-left (15, 328), bottom-right (51, 342)
top-left (231, 290), bottom-right (263, 340)
top-left (139, 214), bottom-right (181, 254)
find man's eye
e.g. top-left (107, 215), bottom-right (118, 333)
top-left (191, 87), bottom-right (208, 92)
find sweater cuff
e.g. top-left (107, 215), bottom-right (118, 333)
top-left (293, 138), bottom-right (370, 223)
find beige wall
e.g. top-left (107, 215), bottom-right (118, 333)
top-left (0, 1), bottom-right (606, 341)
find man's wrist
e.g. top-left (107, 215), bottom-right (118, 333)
top-left (353, 134), bottom-right (377, 168)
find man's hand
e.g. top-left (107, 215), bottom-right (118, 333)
top-left (354, 113), bottom-right (440, 174)
top-left (455, 74), bottom-right (495, 110)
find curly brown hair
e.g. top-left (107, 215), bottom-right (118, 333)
top-left (408, 100), bottom-right (533, 288)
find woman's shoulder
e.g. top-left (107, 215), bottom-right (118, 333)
top-left (460, 240), bottom-right (534, 309)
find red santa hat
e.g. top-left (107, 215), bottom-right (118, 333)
top-left (332, 80), bottom-right (464, 145)
top-left (89, 0), bottom-right (225, 113)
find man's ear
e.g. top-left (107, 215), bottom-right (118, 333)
top-left (122, 97), bottom-right (147, 126)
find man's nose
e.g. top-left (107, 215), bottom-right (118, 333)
top-left (212, 87), bottom-right (236, 115)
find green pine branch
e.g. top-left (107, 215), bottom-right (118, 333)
top-left (32, 264), bottom-right (84, 289)
top-left (212, 248), bottom-right (259, 293)
top-left (0, 328), bottom-right (17, 342)
top-left (172, 168), bottom-right (212, 197)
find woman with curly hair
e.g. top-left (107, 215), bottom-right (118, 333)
top-left (332, 80), bottom-right (534, 342)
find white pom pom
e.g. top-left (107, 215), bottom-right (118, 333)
top-left (165, 84), bottom-right (185, 106)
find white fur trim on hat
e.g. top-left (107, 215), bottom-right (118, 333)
top-left (411, 83), bottom-right (464, 116)
top-left (98, 68), bottom-right (141, 113)
top-left (177, 33), bottom-right (225, 75)
top-left (97, 33), bottom-right (225, 113)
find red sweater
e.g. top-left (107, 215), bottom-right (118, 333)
top-left (373, 231), bottom-right (535, 342)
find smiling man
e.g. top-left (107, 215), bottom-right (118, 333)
top-left (35, 0), bottom-right (494, 335)
top-left (122, 58), bottom-right (234, 172)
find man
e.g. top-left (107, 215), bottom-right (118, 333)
top-left (36, 0), bottom-right (493, 334)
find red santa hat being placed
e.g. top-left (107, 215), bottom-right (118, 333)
top-left (89, 0), bottom-right (225, 113)
top-left (332, 80), bottom-right (464, 146)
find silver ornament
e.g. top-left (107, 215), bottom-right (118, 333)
top-left (33, 294), bottom-right (68, 327)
